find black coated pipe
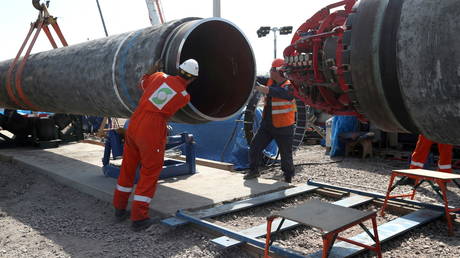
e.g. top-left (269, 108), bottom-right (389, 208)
top-left (0, 18), bottom-right (256, 124)
top-left (350, 0), bottom-right (460, 144)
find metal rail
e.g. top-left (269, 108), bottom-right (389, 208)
top-left (166, 181), bottom-right (453, 257)
top-left (307, 179), bottom-right (460, 214)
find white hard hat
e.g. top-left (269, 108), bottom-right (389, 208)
top-left (179, 59), bottom-right (199, 77)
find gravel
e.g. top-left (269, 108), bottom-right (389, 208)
top-left (1, 144), bottom-right (459, 257)
top-left (0, 161), bottom-right (251, 258)
top-left (252, 145), bottom-right (460, 257)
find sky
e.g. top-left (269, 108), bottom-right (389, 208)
top-left (0, 0), bottom-right (340, 74)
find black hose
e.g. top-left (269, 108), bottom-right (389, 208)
top-left (267, 158), bottom-right (345, 168)
top-left (294, 159), bottom-right (344, 166)
top-left (220, 112), bottom-right (243, 162)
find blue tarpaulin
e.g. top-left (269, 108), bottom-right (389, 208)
top-left (169, 107), bottom-right (277, 170)
top-left (330, 116), bottom-right (358, 157)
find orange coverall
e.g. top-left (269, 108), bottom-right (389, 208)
top-left (113, 72), bottom-right (190, 221)
top-left (409, 134), bottom-right (453, 173)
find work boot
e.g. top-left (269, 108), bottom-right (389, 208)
top-left (284, 175), bottom-right (292, 183)
top-left (244, 170), bottom-right (260, 180)
top-left (131, 218), bottom-right (155, 232)
top-left (114, 209), bottom-right (130, 222)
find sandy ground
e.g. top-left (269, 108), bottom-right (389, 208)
top-left (0, 144), bottom-right (459, 257)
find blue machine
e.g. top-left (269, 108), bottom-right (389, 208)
top-left (102, 131), bottom-right (196, 181)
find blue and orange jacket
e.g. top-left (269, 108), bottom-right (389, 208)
top-left (264, 78), bottom-right (296, 128)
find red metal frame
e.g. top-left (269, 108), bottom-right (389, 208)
top-left (154, 0), bottom-right (165, 24)
top-left (264, 217), bottom-right (274, 258)
top-left (5, 3), bottom-right (68, 111)
top-left (264, 212), bottom-right (382, 258)
top-left (381, 171), bottom-right (460, 236)
top-left (282, 0), bottom-right (360, 117)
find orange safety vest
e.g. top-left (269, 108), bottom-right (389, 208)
top-left (265, 79), bottom-right (296, 128)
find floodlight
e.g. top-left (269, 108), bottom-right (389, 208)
top-left (257, 26), bottom-right (271, 38)
top-left (279, 26), bottom-right (293, 35)
top-left (257, 25), bottom-right (292, 58)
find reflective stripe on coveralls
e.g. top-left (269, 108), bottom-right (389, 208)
top-left (410, 161), bottom-right (425, 168)
top-left (113, 72), bottom-right (190, 221)
top-left (133, 195), bottom-right (152, 203)
top-left (116, 184), bottom-right (132, 192)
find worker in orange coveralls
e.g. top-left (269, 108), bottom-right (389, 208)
top-left (113, 59), bottom-right (199, 231)
top-left (410, 134), bottom-right (453, 173)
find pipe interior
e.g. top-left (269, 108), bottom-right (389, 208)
top-left (179, 20), bottom-right (255, 119)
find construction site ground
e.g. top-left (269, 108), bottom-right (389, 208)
top-left (0, 143), bottom-right (459, 257)
top-left (0, 142), bottom-right (287, 217)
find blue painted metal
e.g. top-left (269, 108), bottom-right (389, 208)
top-left (102, 132), bottom-right (196, 181)
top-left (212, 195), bottom-right (374, 248)
top-left (103, 130), bottom-right (123, 159)
top-left (307, 209), bottom-right (443, 257)
top-left (162, 184), bottom-right (318, 227)
top-left (175, 210), bottom-right (306, 258)
top-left (212, 219), bottom-right (301, 249)
top-left (307, 180), bottom-right (460, 214)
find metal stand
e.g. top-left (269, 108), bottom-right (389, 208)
top-left (264, 199), bottom-right (382, 258)
top-left (381, 169), bottom-right (460, 236)
top-left (102, 132), bottom-right (196, 180)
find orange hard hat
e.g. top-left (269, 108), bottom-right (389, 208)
top-left (271, 58), bottom-right (284, 68)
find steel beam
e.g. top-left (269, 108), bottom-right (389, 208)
top-left (162, 184), bottom-right (318, 227)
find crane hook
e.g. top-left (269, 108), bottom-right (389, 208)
top-left (32, 0), bottom-right (50, 11)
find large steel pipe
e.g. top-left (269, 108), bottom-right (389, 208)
top-left (351, 0), bottom-right (460, 144)
top-left (284, 0), bottom-right (460, 144)
top-left (0, 18), bottom-right (256, 124)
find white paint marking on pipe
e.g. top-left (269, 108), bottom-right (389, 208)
top-left (435, 60), bottom-right (443, 80)
top-left (112, 31), bottom-right (136, 114)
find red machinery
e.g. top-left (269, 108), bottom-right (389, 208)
top-left (281, 0), bottom-right (460, 145)
top-left (283, 0), bottom-right (358, 117)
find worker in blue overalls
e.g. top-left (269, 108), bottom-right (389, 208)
top-left (244, 58), bottom-right (296, 183)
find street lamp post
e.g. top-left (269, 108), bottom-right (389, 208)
top-left (257, 26), bottom-right (293, 59)
top-left (272, 27), bottom-right (278, 59)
